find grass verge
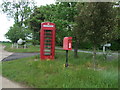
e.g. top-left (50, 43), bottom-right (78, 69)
top-left (2, 43), bottom-right (40, 53)
top-left (2, 51), bottom-right (118, 88)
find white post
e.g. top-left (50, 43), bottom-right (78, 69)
top-left (103, 46), bottom-right (106, 54)
top-left (16, 43), bottom-right (18, 48)
top-left (13, 43), bottom-right (15, 48)
top-left (12, 43), bottom-right (14, 48)
top-left (24, 44), bottom-right (26, 49)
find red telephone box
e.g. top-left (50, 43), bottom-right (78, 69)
top-left (40, 22), bottom-right (56, 60)
top-left (63, 37), bottom-right (72, 50)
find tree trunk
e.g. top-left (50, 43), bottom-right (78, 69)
top-left (15, 8), bottom-right (19, 23)
top-left (74, 38), bottom-right (79, 58)
top-left (32, 30), bottom-right (36, 46)
top-left (20, 15), bottom-right (24, 26)
top-left (93, 45), bottom-right (96, 70)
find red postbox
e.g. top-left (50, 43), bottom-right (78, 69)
top-left (63, 37), bottom-right (72, 50)
top-left (40, 22), bottom-right (56, 60)
top-left (63, 37), bottom-right (72, 67)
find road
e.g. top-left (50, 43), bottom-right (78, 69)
top-left (2, 52), bottom-right (39, 61)
top-left (55, 47), bottom-right (119, 55)
top-left (0, 44), bottom-right (28, 88)
top-left (56, 47), bottom-right (118, 60)
top-left (2, 47), bottom-right (118, 62)
top-left (2, 47), bottom-right (119, 62)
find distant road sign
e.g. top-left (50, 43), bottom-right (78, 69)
top-left (17, 38), bottom-right (23, 44)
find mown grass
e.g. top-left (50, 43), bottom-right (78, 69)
top-left (2, 43), bottom-right (64, 53)
top-left (2, 51), bottom-right (118, 88)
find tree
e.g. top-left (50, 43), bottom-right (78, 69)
top-left (109, 2), bottom-right (120, 51)
top-left (74, 2), bottom-right (117, 69)
top-left (1, 0), bottom-right (35, 26)
top-left (5, 24), bottom-right (31, 43)
top-left (25, 2), bottom-right (77, 46)
top-left (1, 0), bottom-right (35, 43)
top-left (25, 6), bottom-right (45, 45)
top-left (53, 2), bottom-right (77, 45)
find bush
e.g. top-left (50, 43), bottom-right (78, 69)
top-left (110, 40), bottom-right (120, 51)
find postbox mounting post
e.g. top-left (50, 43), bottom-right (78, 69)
top-left (65, 50), bottom-right (68, 67)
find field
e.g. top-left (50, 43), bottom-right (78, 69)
top-left (2, 49), bottom-right (118, 88)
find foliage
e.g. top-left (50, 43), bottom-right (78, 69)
top-left (25, 2), bottom-right (77, 46)
top-left (75, 2), bottom-right (117, 46)
top-left (1, 0), bottom-right (35, 26)
top-left (74, 2), bottom-right (118, 68)
top-left (5, 24), bottom-right (31, 43)
top-left (111, 2), bottom-right (120, 51)
top-left (25, 6), bottom-right (45, 45)
top-left (1, 0), bottom-right (35, 43)
top-left (49, 2), bottom-right (77, 45)
top-left (109, 39), bottom-right (120, 51)
top-left (1, 1), bottom-right (119, 52)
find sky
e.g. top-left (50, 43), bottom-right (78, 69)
top-left (0, 0), bottom-right (55, 41)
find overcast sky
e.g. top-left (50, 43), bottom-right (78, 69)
top-left (0, 0), bottom-right (55, 41)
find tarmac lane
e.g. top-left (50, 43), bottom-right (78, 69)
top-left (2, 52), bottom-right (39, 61)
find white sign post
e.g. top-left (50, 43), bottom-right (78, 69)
top-left (103, 46), bottom-right (105, 54)
top-left (103, 43), bottom-right (111, 54)
top-left (17, 38), bottom-right (23, 45)
top-left (17, 38), bottom-right (26, 48)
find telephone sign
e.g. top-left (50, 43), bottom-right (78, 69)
top-left (40, 22), bottom-right (56, 60)
top-left (43, 25), bottom-right (54, 27)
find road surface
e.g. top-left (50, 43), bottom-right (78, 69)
top-left (55, 47), bottom-right (119, 55)
top-left (2, 52), bottom-right (39, 61)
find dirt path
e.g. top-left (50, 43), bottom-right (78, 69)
top-left (0, 44), bottom-right (27, 88)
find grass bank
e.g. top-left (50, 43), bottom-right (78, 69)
top-left (2, 43), bottom-right (40, 53)
top-left (2, 51), bottom-right (118, 88)
top-left (2, 43), bottom-right (63, 53)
